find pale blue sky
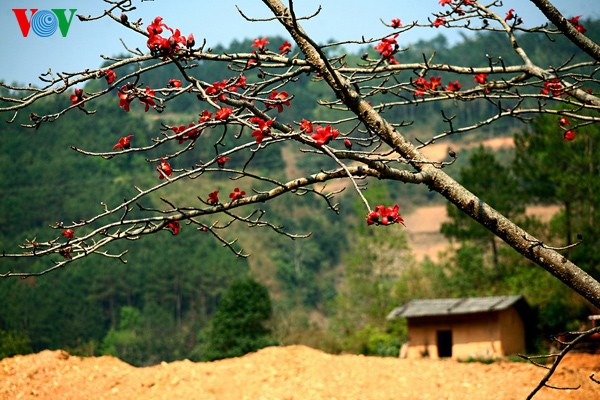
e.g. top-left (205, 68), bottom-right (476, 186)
top-left (1, 0), bottom-right (599, 85)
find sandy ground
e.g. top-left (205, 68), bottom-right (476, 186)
top-left (1, 346), bottom-right (599, 400)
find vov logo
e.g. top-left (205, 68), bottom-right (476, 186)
top-left (13, 9), bottom-right (77, 37)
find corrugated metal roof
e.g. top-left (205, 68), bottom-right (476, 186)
top-left (387, 295), bottom-right (524, 320)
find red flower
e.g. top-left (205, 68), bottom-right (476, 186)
top-left (251, 37), bottom-right (270, 51)
top-left (229, 187), bottom-right (245, 201)
top-left (157, 158), bottom-right (173, 179)
top-left (374, 34), bottom-right (399, 63)
top-left (145, 17), bottom-right (188, 58)
top-left (344, 138), bottom-right (352, 149)
top-left (147, 16), bottom-right (166, 35)
top-left (505, 9), bottom-right (515, 21)
top-left (474, 74), bottom-right (488, 84)
top-left (413, 77), bottom-right (429, 96)
top-left (558, 116), bottom-right (570, 126)
top-left (310, 125), bottom-right (340, 146)
top-left (172, 123), bottom-right (200, 143)
top-left (439, 0), bottom-right (452, 6)
top-left (300, 119), bottom-right (314, 133)
top-left (541, 78), bottom-right (563, 97)
top-left (249, 117), bottom-right (274, 144)
top-left (198, 110), bottom-right (213, 123)
top-left (429, 76), bottom-right (442, 90)
top-left (187, 33), bottom-right (195, 48)
top-left (60, 247), bottom-right (73, 259)
top-left (279, 41), bottom-right (292, 55)
top-left (118, 86), bottom-right (133, 112)
top-left (267, 91), bottom-right (291, 113)
top-left (215, 107), bottom-right (233, 120)
top-left (217, 156), bottom-right (230, 168)
top-left (446, 80), bottom-right (462, 91)
top-left (104, 69), bottom-right (117, 84)
top-left (246, 51), bottom-right (259, 68)
top-left (366, 204), bottom-right (405, 226)
top-left (207, 190), bottom-right (220, 205)
top-left (70, 88), bottom-right (86, 107)
top-left (413, 76), bottom-right (442, 96)
top-left (140, 86), bottom-right (156, 111)
top-left (236, 75), bottom-right (247, 89)
top-left (167, 79), bottom-right (182, 88)
top-left (563, 130), bottom-right (576, 141)
top-left (166, 220), bottom-right (181, 235)
top-left (113, 134), bottom-right (134, 150)
top-left (568, 16), bottom-right (587, 34)
top-left (61, 229), bottom-right (75, 239)
top-left (433, 17), bottom-right (445, 27)
top-left (391, 18), bottom-right (402, 28)
top-left (206, 79), bottom-right (229, 102)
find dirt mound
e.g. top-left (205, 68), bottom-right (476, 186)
top-left (1, 346), bottom-right (599, 399)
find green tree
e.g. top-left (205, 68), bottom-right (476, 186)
top-left (195, 278), bottom-right (275, 361)
top-left (0, 329), bottom-right (32, 359)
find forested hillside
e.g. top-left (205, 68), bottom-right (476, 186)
top-left (1, 20), bottom-right (600, 365)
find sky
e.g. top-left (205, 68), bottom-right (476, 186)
top-left (0, 0), bottom-right (599, 85)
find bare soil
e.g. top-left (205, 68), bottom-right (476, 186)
top-left (1, 346), bottom-right (599, 400)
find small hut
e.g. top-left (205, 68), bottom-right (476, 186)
top-left (387, 295), bottom-right (529, 360)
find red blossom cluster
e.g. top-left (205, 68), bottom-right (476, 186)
top-left (113, 134), bottom-right (133, 150)
top-left (167, 78), bottom-right (182, 88)
top-left (249, 117), bottom-right (274, 143)
top-left (433, 17), bottom-right (445, 27)
top-left (374, 34), bottom-right (399, 64)
top-left (446, 80), bottom-right (462, 91)
top-left (569, 16), bottom-right (586, 34)
top-left (413, 76), bottom-right (441, 96)
top-left (139, 87), bottom-right (156, 111)
top-left (267, 90), bottom-right (291, 112)
top-left (157, 158), bottom-right (173, 179)
top-left (473, 74), bottom-right (488, 84)
top-left (252, 37), bottom-right (270, 52)
top-left (166, 220), bottom-right (181, 235)
top-left (70, 88), bottom-right (86, 107)
top-left (563, 130), bottom-right (576, 141)
top-left (215, 107), bottom-right (233, 120)
top-left (118, 85), bottom-right (156, 112)
top-left (172, 122), bottom-right (201, 143)
top-left (103, 69), bottom-right (116, 84)
top-left (366, 205), bottom-right (405, 226)
top-left (229, 187), bottom-right (245, 201)
top-left (217, 156), bottom-right (230, 168)
top-left (61, 229), bottom-right (75, 239)
top-left (438, 0), bottom-right (473, 16)
top-left (205, 76), bottom-right (247, 102)
top-left (279, 41), bottom-right (292, 55)
top-left (540, 78), bottom-right (564, 97)
top-left (559, 116), bottom-right (576, 141)
top-left (169, 110), bottom-right (213, 144)
top-left (390, 18), bottom-right (402, 28)
top-left (504, 8), bottom-right (523, 25)
top-left (146, 16), bottom-right (193, 58)
top-left (207, 190), bottom-right (219, 205)
top-left (309, 124), bottom-right (340, 146)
